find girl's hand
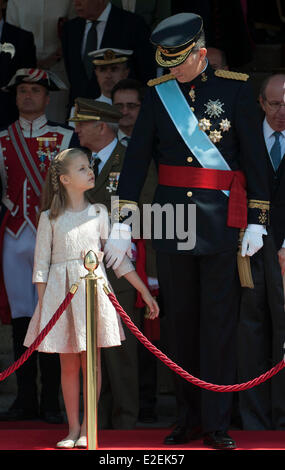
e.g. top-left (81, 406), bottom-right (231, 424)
top-left (141, 290), bottom-right (159, 319)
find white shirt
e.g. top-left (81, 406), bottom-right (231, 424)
top-left (6, 0), bottom-right (75, 61)
top-left (263, 117), bottom-right (285, 168)
top-left (92, 137), bottom-right (118, 174)
top-left (81, 1), bottom-right (111, 57)
top-left (118, 128), bottom-right (130, 147)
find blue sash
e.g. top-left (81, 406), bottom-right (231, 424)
top-left (155, 79), bottom-right (230, 196)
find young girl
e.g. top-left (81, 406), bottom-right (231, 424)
top-left (24, 148), bottom-right (159, 449)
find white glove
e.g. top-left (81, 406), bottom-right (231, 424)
top-left (241, 224), bottom-right (267, 257)
top-left (104, 223), bottom-right (132, 269)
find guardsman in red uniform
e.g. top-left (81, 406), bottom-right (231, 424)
top-left (104, 14), bottom-right (271, 449)
top-left (0, 68), bottom-right (78, 422)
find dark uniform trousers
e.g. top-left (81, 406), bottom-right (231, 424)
top-left (156, 248), bottom-right (240, 432)
top-left (238, 229), bottom-right (285, 429)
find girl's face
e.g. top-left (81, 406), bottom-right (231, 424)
top-left (60, 154), bottom-right (95, 192)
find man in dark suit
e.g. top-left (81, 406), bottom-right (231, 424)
top-left (104, 13), bottom-right (270, 449)
top-left (0, 0), bottom-right (37, 128)
top-left (61, 0), bottom-right (156, 108)
top-left (238, 74), bottom-right (285, 430)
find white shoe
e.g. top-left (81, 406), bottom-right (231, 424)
top-left (75, 436), bottom-right (87, 448)
top-left (56, 438), bottom-right (77, 449)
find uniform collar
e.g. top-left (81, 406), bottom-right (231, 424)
top-left (180, 59), bottom-right (213, 92)
top-left (19, 114), bottom-right (48, 136)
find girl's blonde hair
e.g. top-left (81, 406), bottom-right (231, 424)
top-left (41, 147), bottom-right (89, 219)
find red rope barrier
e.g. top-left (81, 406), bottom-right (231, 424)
top-left (0, 289), bottom-right (76, 382)
top-left (107, 291), bottom-right (285, 392)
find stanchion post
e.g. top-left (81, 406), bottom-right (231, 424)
top-left (83, 250), bottom-right (99, 450)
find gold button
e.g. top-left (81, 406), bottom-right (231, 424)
top-left (187, 191), bottom-right (193, 197)
top-left (187, 156), bottom-right (193, 163)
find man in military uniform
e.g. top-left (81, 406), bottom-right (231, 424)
top-left (104, 13), bottom-right (270, 449)
top-left (0, 68), bottom-right (78, 422)
top-left (69, 48), bottom-right (132, 123)
top-left (70, 98), bottom-right (140, 429)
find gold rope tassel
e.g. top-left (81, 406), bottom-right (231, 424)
top-left (237, 230), bottom-right (254, 289)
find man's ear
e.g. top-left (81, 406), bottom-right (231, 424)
top-left (200, 48), bottom-right (207, 60)
top-left (259, 95), bottom-right (266, 112)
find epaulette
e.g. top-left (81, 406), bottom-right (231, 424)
top-left (147, 73), bottom-right (175, 87)
top-left (214, 69), bottom-right (249, 82)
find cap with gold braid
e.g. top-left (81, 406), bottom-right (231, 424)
top-left (89, 48), bottom-right (133, 66)
top-left (69, 97), bottom-right (122, 123)
top-left (150, 13), bottom-right (203, 68)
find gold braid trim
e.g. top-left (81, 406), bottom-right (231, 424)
top-left (147, 73), bottom-right (176, 87)
top-left (215, 69), bottom-right (249, 81)
top-left (112, 199), bottom-right (138, 222)
top-left (248, 199), bottom-right (270, 210)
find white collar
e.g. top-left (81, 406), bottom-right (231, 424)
top-left (94, 136), bottom-right (118, 167)
top-left (19, 114), bottom-right (48, 134)
top-left (263, 117), bottom-right (285, 140)
top-left (87, 1), bottom-right (111, 24)
top-left (96, 94), bottom-right (112, 105)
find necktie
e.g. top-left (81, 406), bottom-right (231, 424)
top-left (92, 156), bottom-right (101, 179)
top-left (270, 131), bottom-right (282, 171)
top-left (122, 136), bottom-right (131, 146)
top-left (83, 21), bottom-right (98, 79)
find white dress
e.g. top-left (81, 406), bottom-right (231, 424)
top-left (24, 203), bottom-right (134, 353)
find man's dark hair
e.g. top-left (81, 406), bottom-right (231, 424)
top-left (111, 78), bottom-right (146, 103)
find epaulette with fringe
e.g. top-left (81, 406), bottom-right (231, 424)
top-left (214, 69), bottom-right (249, 81)
top-left (147, 73), bottom-right (175, 87)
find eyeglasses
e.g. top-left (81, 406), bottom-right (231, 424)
top-left (265, 100), bottom-right (285, 110)
top-left (114, 103), bottom-right (141, 111)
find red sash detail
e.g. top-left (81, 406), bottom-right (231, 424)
top-left (133, 239), bottom-right (160, 342)
top-left (8, 121), bottom-right (44, 197)
top-left (158, 164), bottom-right (247, 229)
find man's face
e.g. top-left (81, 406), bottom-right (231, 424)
top-left (113, 89), bottom-right (141, 130)
top-left (74, 0), bottom-right (106, 20)
top-left (95, 64), bottom-right (129, 96)
top-left (171, 48), bottom-right (207, 83)
top-left (75, 120), bottom-right (99, 148)
top-left (16, 83), bottom-right (50, 116)
top-left (260, 76), bottom-right (285, 132)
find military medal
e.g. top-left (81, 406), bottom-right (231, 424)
top-left (189, 85), bottom-right (196, 102)
top-left (198, 118), bottom-right (211, 132)
top-left (36, 137), bottom-right (57, 171)
top-left (201, 72), bottom-right (207, 82)
top-left (204, 99), bottom-right (225, 118)
top-left (209, 129), bottom-right (223, 143)
top-left (106, 172), bottom-right (120, 193)
top-left (219, 118), bottom-right (231, 132)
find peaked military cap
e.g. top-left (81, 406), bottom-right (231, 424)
top-left (69, 97), bottom-right (122, 123)
top-left (151, 13), bottom-right (203, 68)
top-left (3, 68), bottom-right (67, 91)
top-left (89, 48), bottom-right (133, 65)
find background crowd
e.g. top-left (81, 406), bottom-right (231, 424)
top-left (0, 0), bottom-right (285, 434)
